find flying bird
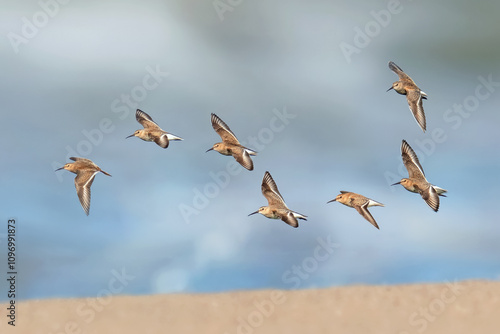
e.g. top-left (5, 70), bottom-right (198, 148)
top-left (207, 113), bottom-right (257, 171)
top-left (387, 61), bottom-right (428, 132)
top-left (248, 171), bottom-right (307, 228)
top-left (392, 140), bottom-right (447, 212)
top-left (126, 109), bottom-right (183, 148)
top-left (56, 157), bottom-right (111, 215)
top-left (328, 191), bottom-right (383, 229)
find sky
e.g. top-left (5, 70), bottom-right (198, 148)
top-left (0, 0), bottom-right (499, 301)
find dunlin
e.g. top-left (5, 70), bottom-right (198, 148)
top-left (56, 157), bottom-right (111, 215)
top-left (387, 61), bottom-right (428, 132)
top-left (392, 140), bottom-right (447, 212)
top-left (248, 171), bottom-right (307, 228)
top-left (126, 109), bottom-right (183, 148)
top-left (206, 113), bottom-right (257, 171)
top-left (327, 191), bottom-right (383, 229)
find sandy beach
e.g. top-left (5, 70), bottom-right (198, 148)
top-left (2, 280), bottom-right (499, 334)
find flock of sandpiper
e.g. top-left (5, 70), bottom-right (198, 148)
top-left (57, 61), bottom-right (447, 228)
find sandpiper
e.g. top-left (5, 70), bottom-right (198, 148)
top-left (248, 171), bottom-right (307, 228)
top-left (206, 113), bottom-right (257, 171)
top-left (56, 157), bottom-right (111, 215)
top-left (392, 140), bottom-right (447, 212)
top-left (126, 109), bottom-right (183, 148)
top-left (327, 191), bottom-right (383, 229)
top-left (387, 61), bottom-right (428, 132)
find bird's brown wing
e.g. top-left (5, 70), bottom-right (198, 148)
top-left (211, 113), bottom-right (240, 145)
top-left (401, 140), bottom-right (426, 179)
top-left (70, 157), bottom-right (94, 164)
top-left (355, 202), bottom-right (380, 229)
top-left (281, 212), bottom-right (299, 228)
top-left (232, 148), bottom-right (254, 171)
top-left (421, 186), bottom-right (440, 212)
top-left (388, 61), bottom-right (411, 81)
top-left (136, 109), bottom-right (161, 130)
top-left (74, 171), bottom-right (98, 216)
top-left (154, 133), bottom-right (169, 148)
top-left (406, 90), bottom-right (426, 132)
top-left (261, 171), bottom-right (286, 208)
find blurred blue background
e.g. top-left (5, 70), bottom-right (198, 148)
top-left (0, 0), bottom-right (499, 301)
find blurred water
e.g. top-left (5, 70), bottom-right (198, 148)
top-left (0, 0), bottom-right (499, 300)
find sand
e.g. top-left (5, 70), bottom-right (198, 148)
top-left (2, 280), bottom-right (499, 334)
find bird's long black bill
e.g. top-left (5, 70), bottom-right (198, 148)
top-left (326, 199), bottom-right (336, 203)
top-left (391, 182), bottom-right (401, 186)
top-left (386, 86), bottom-right (394, 92)
top-left (125, 134), bottom-right (135, 139)
top-left (248, 211), bottom-right (259, 216)
top-left (206, 148), bottom-right (214, 153)
top-left (55, 167), bottom-right (65, 171)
